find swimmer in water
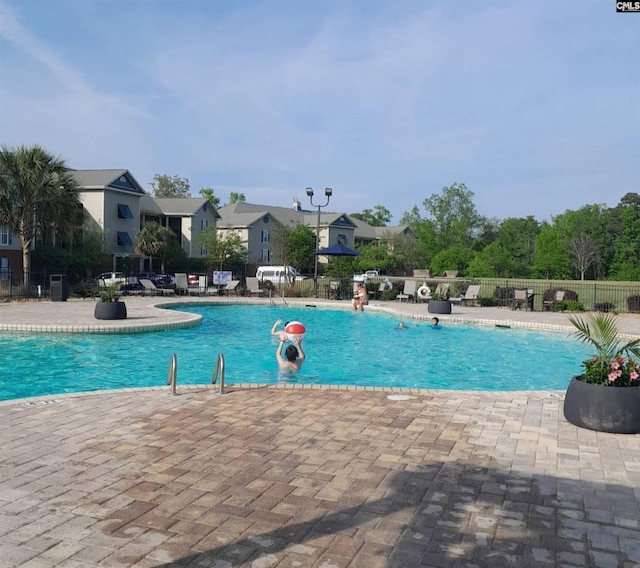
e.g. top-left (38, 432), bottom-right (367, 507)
top-left (276, 332), bottom-right (305, 373)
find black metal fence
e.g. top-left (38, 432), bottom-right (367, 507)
top-left (2, 269), bottom-right (640, 313)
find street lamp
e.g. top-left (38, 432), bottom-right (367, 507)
top-left (307, 186), bottom-right (332, 298)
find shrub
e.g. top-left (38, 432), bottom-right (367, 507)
top-left (478, 296), bottom-right (499, 307)
top-left (594, 302), bottom-right (616, 313)
top-left (562, 300), bottom-right (584, 312)
top-left (543, 288), bottom-right (578, 302)
top-left (628, 295), bottom-right (640, 313)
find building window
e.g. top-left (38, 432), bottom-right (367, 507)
top-left (0, 257), bottom-right (9, 281)
top-left (262, 249), bottom-right (270, 262)
top-left (117, 231), bottom-right (133, 246)
top-left (261, 230), bottom-right (269, 243)
top-left (0, 226), bottom-right (11, 246)
top-left (117, 203), bottom-right (134, 219)
top-left (201, 219), bottom-right (208, 230)
top-left (337, 234), bottom-right (348, 245)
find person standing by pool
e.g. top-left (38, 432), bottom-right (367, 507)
top-left (352, 282), bottom-right (367, 311)
top-left (276, 332), bottom-right (305, 372)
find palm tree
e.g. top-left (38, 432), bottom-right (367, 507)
top-left (134, 222), bottom-right (177, 273)
top-left (0, 145), bottom-right (80, 288)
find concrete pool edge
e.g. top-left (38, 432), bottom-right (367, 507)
top-left (0, 381), bottom-right (567, 408)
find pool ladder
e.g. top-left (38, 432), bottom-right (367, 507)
top-left (166, 352), bottom-right (226, 395)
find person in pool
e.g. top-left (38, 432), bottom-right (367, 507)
top-left (431, 317), bottom-right (441, 328)
top-left (271, 319), bottom-right (289, 337)
top-left (276, 332), bottom-right (305, 372)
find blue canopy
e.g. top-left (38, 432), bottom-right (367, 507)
top-left (314, 243), bottom-right (360, 256)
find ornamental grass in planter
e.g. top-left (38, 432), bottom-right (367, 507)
top-left (94, 283), bottom-right (127, 320)
top-left (563, 313), bottom-right (640, 434)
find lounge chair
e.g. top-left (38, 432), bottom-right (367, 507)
top-left (139, 278), bottom-right (175, 296)
top-left (174, 273), bottom-right (189, 296)
top-left (189, 276), bottom-right (208, 296)
top-left (450, 284), bottom-right (481, 306)
top-left (245, 277), bottom-right (264, 296)
top-left (221, 280), bottom-right (240, 296)
top-left (396, 279), bottom-right (417, 302)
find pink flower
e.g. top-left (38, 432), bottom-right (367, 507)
top-left (611, 361), bottom-right (620, 370)
top-left (608, 372), bottom-right (618, 382)
top-left (631, 371), bottom-right (639, 381)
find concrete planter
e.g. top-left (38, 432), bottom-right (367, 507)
top-left (428, 300), bottom-right (452, 315)
top-left (563, 376), bottom-right (640, 434)
top-left (94, 301), bottom-right (127, 320)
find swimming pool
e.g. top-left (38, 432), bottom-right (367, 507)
top-left (0, 304), bottom-right (591, 401)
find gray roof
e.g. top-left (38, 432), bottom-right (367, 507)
top-left (217, 202), bottom-right (356, 230)
top-left (146, 197), bottom-right (220, 218)
top-left (70, 169), bottom-right (146, 194)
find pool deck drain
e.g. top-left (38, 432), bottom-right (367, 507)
top-left (1, 297), bottom-right (639, 567)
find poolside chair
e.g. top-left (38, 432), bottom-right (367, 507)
top-left (450, 284), bottom-right (481, 306)
top-left (189, 276), bottom-right (208, 296)
top-left (245, 277), bottom-right (264, 296)
top-left (221, 280), bottom-right (240, 296)
top-left (175, 273), bottom-right (189, 296)
top-left (543, 290), bottom-right (565, 311)
top-left (139, 278), bottom-right (175, 297)
top-left (511, 288), bottom-right (529, 311)
top-left (396, 279), bottom-right (417, 302)
top-left (433, 282), bottom-right (450, 299)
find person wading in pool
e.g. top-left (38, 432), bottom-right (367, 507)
top-left (276, 332), bottom-right (305, 372)
top-left (271, 319), bottom-right (289, 338)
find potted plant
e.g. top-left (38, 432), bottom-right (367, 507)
top-left (564, 313), bottom-right (640, 434)
top-left (428, 290), bottom-right (451, 315)
top-left (94, 283), bottom-right (127, 320)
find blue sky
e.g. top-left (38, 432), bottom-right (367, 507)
top-left (1, 0), bottom-right (638, 224)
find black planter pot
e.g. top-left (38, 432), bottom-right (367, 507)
top-left (428, 300), bottom-right (452, 315)
top-left (94, 301), bottom-right (127, 320)
top-left (563, 376), bottom-right (640, 434)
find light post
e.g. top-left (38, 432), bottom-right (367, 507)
top-left (306, 186), bottom-right (332, 298)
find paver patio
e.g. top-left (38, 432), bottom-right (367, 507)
top-left (1, 297), bottom-right (639, 567)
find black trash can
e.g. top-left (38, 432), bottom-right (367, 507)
top-left (50, 274), bottom-right (68, 302)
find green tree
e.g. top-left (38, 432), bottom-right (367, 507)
top-left (430, 244), bottom-right (475, 277)
top-left (134, 222), bottom-right (178, 273)
top-left (609, 205), bottom-right (640, 280)
top-left (467, 242), bottom-right (512, 277)
top-left (0, 145), bottom-right (80, 287)
top-left (199, 187), bottom-right (221, 208)
top-left (199, 228), bottom-right (247, 271)
top-left (533, 222), bottom-right (570, 279)
top-left (495, 216), bottom-right (540, 277)
top-left (422, 182), bottom-right (481, 250)
top-left (229, 191), bottom-right (246, 204)
top-left (150, 174), bottom-right (191, 198)
top-left (350, 205), bottom-right (392, 227)
top-left (271, 224), bottom-right (316, 273)
top-left (553, 204), bottom-right (610, 279)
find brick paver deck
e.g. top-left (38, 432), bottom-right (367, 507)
top-left (1, 297), bottom-right (639, 567)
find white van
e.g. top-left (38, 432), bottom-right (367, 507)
top-left (256, 266), bottom-right (306, 284)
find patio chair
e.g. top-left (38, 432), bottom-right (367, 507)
top-left (511, 288), bottom-right (529, 311)
top-left (245, 277), bottom-right (264, 296)
top-left (433, 282), bottom-right (450, 299)
top-left (396, 279), bottom-right (417, 302)
top-left (139, 278), bottom-right (175, 297)
top-left (543, 290), bottom-right (565, 311)
top-left (188, 276), bottom-right (208, 296)
top-left (221, 280), bottom-right (240, 296)
top-left (175, 273), bottom-right (189, 296)
top-left (450, 284), bottom-right (481, 306)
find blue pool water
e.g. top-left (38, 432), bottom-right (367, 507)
top-left (0, 305), bottom-right (591, 401)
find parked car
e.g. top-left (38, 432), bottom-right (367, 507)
top-left (97, 272), bottom-right (126, 287)
top-left (353, 270), bottom-right (380, 283)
